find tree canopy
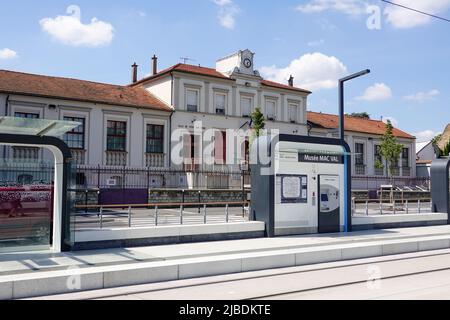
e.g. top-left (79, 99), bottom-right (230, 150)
top-left (379, 120), bottom-right (403, 177)
top-left (348, 112), bottom-right (370, 119)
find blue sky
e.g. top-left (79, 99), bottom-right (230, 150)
top-left (0, 0), bottom-right (449, 142)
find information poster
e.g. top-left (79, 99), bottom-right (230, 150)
top-left (277, 174), bottom-right (308, 204)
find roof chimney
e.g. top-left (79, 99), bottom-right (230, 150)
top-left (131, 62), bottom-right (138, 83)
top-left (152, 55), bottom-right (158, 75)
top-left (288, 75), bottom-right (294, 87)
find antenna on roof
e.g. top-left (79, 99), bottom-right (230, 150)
top-left (180, 57), bottom-right (196, 64)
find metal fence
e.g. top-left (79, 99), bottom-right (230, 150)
top-left (352, 198), bottom-right (432, 216)
top-left (73, 165), bottom-right (250, 190)
top-left (73, 201), bottom-right (251, 231)
top-left (352, 176), bottom-right (430, 192)
top-left (0, 161), bottom-right (54, 186)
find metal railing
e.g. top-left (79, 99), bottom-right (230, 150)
top-left (74, 165), bottom-right (250, 190)
top-left (355, 164), bottom-right (366, 175)
top-left (73, 201), bottom-right (251, 230)
top-left (352, 197), bottom-right (432, 216)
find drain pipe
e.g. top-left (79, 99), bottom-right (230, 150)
top-left (168, 72), bottom-right (174, 168)
top-left (3, 94), bottom-right (9, 158)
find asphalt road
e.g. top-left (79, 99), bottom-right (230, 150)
top-left (35, 248), bottom-right (450, 300)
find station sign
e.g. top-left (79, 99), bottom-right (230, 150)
top-left (298, 153), bottom-right (344, 164)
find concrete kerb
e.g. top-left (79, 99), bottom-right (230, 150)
top-left (4, 234), bottom-right (450, 299)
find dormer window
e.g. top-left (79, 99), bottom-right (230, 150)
top-left (186, 89), bottom-right (199, 112)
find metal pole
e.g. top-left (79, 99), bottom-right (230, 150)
top-left (379, 200), bottom-right (382, 215)
top-left (393, 200), bottom-right (396, 214)
top-left (85, 189), bottom-right (88, 213)
top-left (203, 204), bottom-right (207, 224)
top-left (180, 205), bottom-right (183, 224)
top-left (365, 200), bottom-right (369, 216)
top-left (406, 200), bottom-right (409, 214)
top-left (198, 190), bottom-right (201, 214)
top-left (339, 80), bottom-right (345, 143)
top-left (100, 206), bottom-right (103, 229)
top-left (155, 205), bottom-right (158, 226)
top-left (338, 69), bottom-right (371, 143)
top-left (418, 199), bottom-right (421, 213)
top-left (128, 206), bottom-right (131, 227)
top-left (242, 170), bottom-right (245, 216)
top-left (226, 204), bottom-right (229, 223)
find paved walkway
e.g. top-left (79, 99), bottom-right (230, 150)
top-left (2, 224), bottom-right (450, 277)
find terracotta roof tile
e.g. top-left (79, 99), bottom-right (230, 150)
top-left (261, 79), bottom-right (311, 94)
top-left (133, 63), bottom-right (310, 93)
top-left (307, 111), bottom-right (415, 139)
top-left (0, 69), bottom-right (171, 112)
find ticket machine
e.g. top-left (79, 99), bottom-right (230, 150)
top-left (250, 134), bottom-right (351, 236)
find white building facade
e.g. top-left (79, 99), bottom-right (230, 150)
top-left (133, 49), bottom-right (311, 171)
top-left (0, 70), bottom-right (172, 187)
top-left (308, 112), bottom-right (417, 190)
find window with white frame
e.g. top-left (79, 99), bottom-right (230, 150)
top-left (241, 96), bottom-right (252, 117)
top-left (214, 92), bottom-right (226, 115)
top-left (146, 124), bottom-right (164, 154)
top-left (374, 145), bottom-right (382, 162)
top-left (186, 89), bottom-right (199, 112)
top-left (402, 147), bottom-right (409, 167)
top-left (289, 103), bottom-right (297, 123)
top-left (107, 120), bottom-right (127, 152)
top-left (266, 100), bottom-right (276, 120)
top-left (63, 116), bottom-right (85, 149)
top-left (355, 143), bottom-right (365, 165)
top-left (15, 112), bottom-right (39, 119)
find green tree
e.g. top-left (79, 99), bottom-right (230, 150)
top-left (348, 112), bottom-right (370, 119)
top-left (432, 133), bottom-right (442, 145)
top-left (443, 140), bottom-right (450, 156)
top-left (379, 120), bottom-right (403, 178)
top-left (250, 107), bottom-right (265, 138)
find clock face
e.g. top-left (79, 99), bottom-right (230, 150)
top-left (243, 58), bottom-right (252, 68)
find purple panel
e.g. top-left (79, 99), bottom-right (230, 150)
top-left (99, 189), bottom-right (148, 206)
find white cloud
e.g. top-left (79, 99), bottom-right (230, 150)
top-left (384, 0), bottom-right (450, 29)
top-left (414, 129), bottom-right (438, 142)
top-left (260, 52), bottom-right (348, 91)
top-left (296, 0), bottom-right (368, 16)
top-left (213, 0), bottom-right (240, 29)
top-left (39, 5), bottom-right (114, 47)
top-left (307, 39), bottom-right (325, 47)
top-left (0, 48), bottom-right (18, 59)
top-left (356, 83), bottom-right (392, 101)
top-left (404, 89), bottom-right (440, 102)
top-left (382, 116), bottom-right (398, 128)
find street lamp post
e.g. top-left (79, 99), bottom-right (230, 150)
top-left (339, 69), bottom-right (371, 143)
top-left (338, 69), bottom-right (370, 234)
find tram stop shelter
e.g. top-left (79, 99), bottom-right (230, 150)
top-left (431, 157), bottom-right (450, 223)
top-left (250, 134), bottom-right (352, 237)
top-left (0, 116), bottom-right (79, 253)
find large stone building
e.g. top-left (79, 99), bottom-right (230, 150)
top-left (0, 49), bottom-right (417, 190)
top-left (132, 49), bottom-right (310, 170)
top-left (307, 112), bottom-right (417, 190)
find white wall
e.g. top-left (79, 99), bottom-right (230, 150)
top-left (310, 128), bottom-right (416, 178)
top-left (143, 71), bottom-right (309, 169)
top-left (3, 94), bottom-right (171, 167)
top-left (274, 141), bottom-right (346, 232)
top-left (417, 143), bottom-right (436, 162)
